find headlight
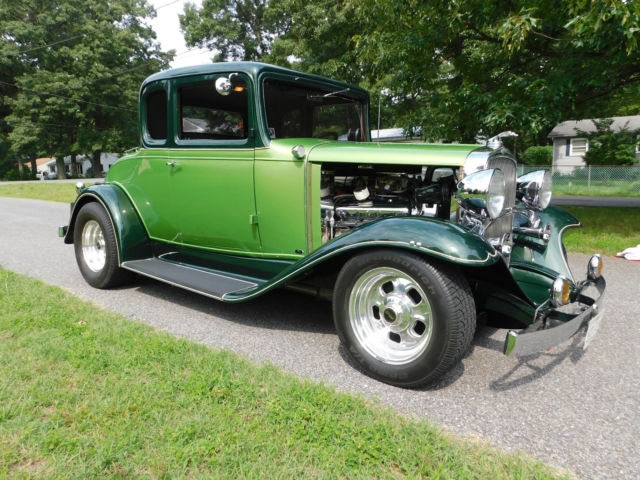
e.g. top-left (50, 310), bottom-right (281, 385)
top-left (456, 168), bottom-right (506, 219)
top-left (516, 170), bottom-right (552, 210)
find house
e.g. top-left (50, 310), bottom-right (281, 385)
top-left (36, 153), bottom-right (120, 178)
top-left (548, 115), bottom-right (640, 170)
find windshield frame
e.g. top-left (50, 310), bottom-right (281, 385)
top-left (258, 72), bottom-right (370, 146)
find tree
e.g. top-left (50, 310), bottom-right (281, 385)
top-left (355, 0), bottom-right (640, 145)
top-left (579, 119), bottom-right (639, 166)
top-left (521, 146), bottom-right (553, 166)
top-left (180, 0), bottom-right (290, 62)
top-left (2, 0), bottom-right (172, 178)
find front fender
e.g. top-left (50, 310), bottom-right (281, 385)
top-left (64, 184), bottom-right (151, 263)
top-left (224, 216), bottom-right (500, 301)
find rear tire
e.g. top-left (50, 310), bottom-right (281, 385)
top-left (333, 249), bottom-right (475, 388)
top-left (73, 202), bottom-right (131, 288)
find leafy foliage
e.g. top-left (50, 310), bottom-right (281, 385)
top-left (579, 119), bottom-right (639, 166)
top-left (1, 0), bottom-right (172, 178)
top-left (521, 146), bottom-right (553, 165)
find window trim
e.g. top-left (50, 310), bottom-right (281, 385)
top-left (569, 137), bottom-right (589, 156)
top-left (171, 73), bottom-right (254, 149)
top-left (141, 84), bottom-right (168, 147)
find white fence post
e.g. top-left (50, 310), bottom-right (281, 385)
top-left (587, 166), bottom-right (591, 192)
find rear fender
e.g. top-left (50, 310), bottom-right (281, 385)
top-left (64, 184), bottom-right (151, 263)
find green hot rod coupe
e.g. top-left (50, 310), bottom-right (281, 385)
top-left (60, 62), bottom-right (605, 387)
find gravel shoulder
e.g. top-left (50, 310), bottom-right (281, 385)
top-left (2, 196), bottom-right (639, 480)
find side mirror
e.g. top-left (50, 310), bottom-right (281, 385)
top-left (215, 73), bottom-right (244, 96)
top-left (215, 77), bottom-right (232, 96)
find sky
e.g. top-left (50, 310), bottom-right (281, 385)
top-left (148, 0), bottom-right (213, 68)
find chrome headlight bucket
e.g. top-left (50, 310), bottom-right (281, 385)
top-left (516, 170), bottom-right (552, 210)
top-left (456, 168), bottom-right (506, 219)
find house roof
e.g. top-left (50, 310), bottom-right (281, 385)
top-left (548, 115), bottom-right (640, 138)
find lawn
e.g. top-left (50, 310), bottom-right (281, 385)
top-left (562, 206), bottom-right (640, 256)
top-left (0, 182), bottom-right (87, 203)
top-left (0, 268), bottom-right (568, 479)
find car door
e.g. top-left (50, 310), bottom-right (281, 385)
top-left (121, 83), bottom-right (181, 244)
top-left (167, 73), bottom-right (262, 255)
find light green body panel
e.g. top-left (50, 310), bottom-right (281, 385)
top-left (108, 148), bottom-right (261, 255)
top-left (308, 141), bottom-right (481, 166)
top-left (254, 140), bottom-right (316, 259)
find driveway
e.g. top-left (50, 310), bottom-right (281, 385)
top-left (1, 196), bottom-right (638, 480)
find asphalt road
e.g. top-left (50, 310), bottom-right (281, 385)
top-left (2, 196), bottom-right (639, 480)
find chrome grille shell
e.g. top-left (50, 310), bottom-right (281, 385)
top-left (484, 154), bottom-right (516, 239)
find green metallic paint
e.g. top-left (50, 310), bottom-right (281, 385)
top-left (254, 140), bottom-right (318, 257)
top-left (509, 205), bottom-right (580, 306)
top-left (224, 216), bottom-right (501, 302)
top-left (308, 142), bottom-right (481, 167)
top-left (64, 184), bottom-right (151, 263)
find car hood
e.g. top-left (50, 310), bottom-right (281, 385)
top-left (266, 139), bottom-right (483, 166)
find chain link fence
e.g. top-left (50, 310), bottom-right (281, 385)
top-left (517, 165), bottom-right (640, 196)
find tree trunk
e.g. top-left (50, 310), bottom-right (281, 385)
top-left (29, 155), bottom-right (37, 174)
top-left (91, 150), bottom-right (102, 177)
top-left (55, 157), bottom-right (67, 179)
top-left (70, 154), bottom-right (78, 177)
top-left (17, 157), bottom-right (24, 177)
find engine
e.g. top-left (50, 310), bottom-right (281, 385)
top-left (320, 164), bottom-right (455, 243)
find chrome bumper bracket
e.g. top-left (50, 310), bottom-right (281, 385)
top-left (504, 276), bottom-right (606, 356)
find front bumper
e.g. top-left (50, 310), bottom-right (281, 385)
top-left (504, 276), bottom-right (605, 356)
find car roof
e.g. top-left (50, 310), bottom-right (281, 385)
top-left (141, 61), bottom-right (369, 99)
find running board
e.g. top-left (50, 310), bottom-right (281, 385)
top-left (121, 258), bottom-right (261, 300)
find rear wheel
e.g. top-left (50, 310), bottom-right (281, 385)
top-left (73, 202), bottom-right (131, 288)
top-left (333, 249), bottom-right (475, 387)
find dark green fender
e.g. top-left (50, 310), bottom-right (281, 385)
top-left (225, 216), bottom-right (504, 301)
top-left (510, 206), bottom-right (580, 305)
top-left (63, 184), bottom-right (151, 263)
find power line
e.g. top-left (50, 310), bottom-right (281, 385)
top-left (3, 1), bottom-right (180, 57)
top-left (0, 80), bottom-right (137, 112)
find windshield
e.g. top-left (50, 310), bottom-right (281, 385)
top-left (263, 79), bottom-right (367, 142)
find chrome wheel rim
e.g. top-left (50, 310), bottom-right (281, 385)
top-left (348, 267), bottom-right (433, 365)
top-left (81, 220), bottom-right (106, 272)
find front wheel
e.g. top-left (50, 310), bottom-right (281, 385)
top-left (73, 202), bottom-right (131, 289)
top-left (333, 250), bottom-right (475, 388)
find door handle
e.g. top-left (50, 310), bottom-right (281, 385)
top-left (166, 161), bottom-right (177, 167)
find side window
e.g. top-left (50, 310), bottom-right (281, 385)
top-left (146, 90), bottom-right (167, 140)
top-left (179, 79), bottom-right (248, 140)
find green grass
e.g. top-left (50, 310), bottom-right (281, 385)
top-left (562, 206), bottom-right (640, 256)
top-left (0, 182), bottom-right (84, 203)
top-left (0, 268), bottom-right (568, 479)
top-left (554, 180), bottom-right (640, 197)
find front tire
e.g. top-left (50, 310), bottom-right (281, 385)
top-left (73, 202), bottom-right (130, 289)
top-left (333, 249), bottom-right (475, 388)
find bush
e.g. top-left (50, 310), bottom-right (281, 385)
top-left (521, 145), bottom-right (553, 165)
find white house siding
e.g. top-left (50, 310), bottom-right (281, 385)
top-left (38, 153), bottom-right (120, 178)
top-left (552, 138), bottom-right (587, 173)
